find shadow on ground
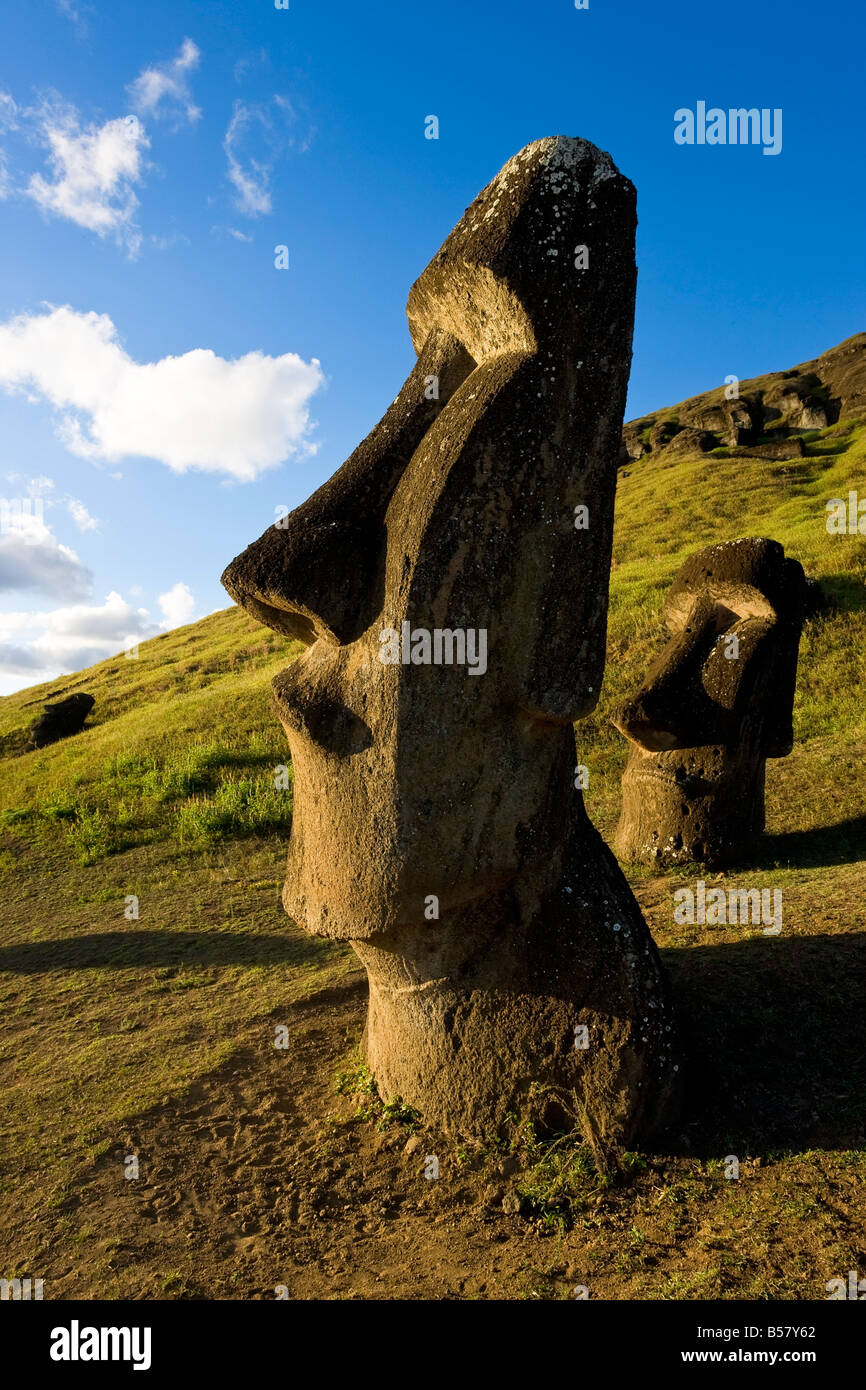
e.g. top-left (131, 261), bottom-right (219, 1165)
top-left (3, 924), bottom-right (863, 1162)
top-left (665, 930), bottom-right (866, 1157)
top-left (0, 929), bottom-right (340, 972)
top-left (750, 814), bottom-right (866, 871)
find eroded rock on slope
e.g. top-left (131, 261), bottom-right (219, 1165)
top-left (621, 332), bottom-right (866, 463)
top-left (27, 693), bottom-right (95, 749)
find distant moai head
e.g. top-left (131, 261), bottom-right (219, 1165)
top-left (223, 137), bottom-right (638, 940)
top-left (28, 692), bottom-right (95, 749)
top-left (612, 537), bottom-right (809, 867)
top-left (223, 137), bottom-right (679, 1147)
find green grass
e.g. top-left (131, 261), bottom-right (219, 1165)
top-left (334, 1054), bottom-right (421, 1131)
top-left (0, 612), bottom-right (300, 863)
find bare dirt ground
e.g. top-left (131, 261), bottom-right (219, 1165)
top-left (5, 900), bottom-right (865, 1301)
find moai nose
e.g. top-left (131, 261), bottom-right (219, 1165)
top-left (221, 327), bottom-right (476, 646)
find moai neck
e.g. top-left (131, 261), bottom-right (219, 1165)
top-left (616, 743), bottom-right (767, 867)
top-left (354, 792), bottom-right (679, 1149)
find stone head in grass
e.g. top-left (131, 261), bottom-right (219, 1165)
top-left (222, 136), bottom-right (679, 1151)
top-left (613, 537), bottom-right (810, 868)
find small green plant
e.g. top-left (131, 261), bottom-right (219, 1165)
top-left (333, 1059), bottom-right (420, 1131)
top-left (513, 1130), bottom-right (601, 1230)
top-left (334, 1059), bottom-right (376, 1097)
top-left (621, 1150), bottom-right (649, 1175)
top-left (160, 1272), bottom-right (187, 1294)
top-left (378, 1096), bottom-right (420, 1132)
top-left (334, 1059), bottom-right (380, 1120)
top-left (65, 808), bottom-right (116, 864)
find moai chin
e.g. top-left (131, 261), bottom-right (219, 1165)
top-left (222, 137), bottom-right (679, 1151)
top-left (612, 538), bottom-right (809, 869)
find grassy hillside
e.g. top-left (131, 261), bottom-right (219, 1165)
top-left (0, 381), bottom-right (864, 1300)
top-left (0, 610), bottom-right (306, 863)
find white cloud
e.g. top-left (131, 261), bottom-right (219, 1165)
top-left (66, 497), bottom-right (98, 531)
top-left (0, 644), bottom-right (49, 677)
top-left (0, 91), bottom-right (18, 129)
top-left (34, 590), bottom-right (143, 642)
top-left (26, 100), bottom-right (148, 254)
top-left (0, 91), bottom-right (18, 199)
top-left (157, 581), bottom-right (195, 630)
top-left (223, 95), bottom-right (312, 218)
top-left (128, 39), bottom-right (201, 125)
top-left (224, 102), bottom-right (272, 216)
top-left (0, 304), bottom-right (324, 481)
top-left (210, 224), bottom-right (253, 243)
top-left (0, 590), bottom-right (152, 689)
top-left (149, 231), bottom-right (190, 251)
top-left (26, 475), bottom-right (55, 498)
top-left (56, 0), bottom-right (84, 27)
top-left (0, 498), bottom-right (92, 601)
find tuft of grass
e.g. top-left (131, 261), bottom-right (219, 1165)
top-left (65, 808), bottom-right (117, 866)
top-left (175, 775), bottom-right (293, 847)
top-left (334, 1057), bottom-right (420, 1131)
top-left (513, 1126), bottom-right (603, 1230)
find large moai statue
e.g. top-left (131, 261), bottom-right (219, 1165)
top-left (613, 538), bottom-right (809, 868)
top-left (222, 137), bottom-right (679, 1152)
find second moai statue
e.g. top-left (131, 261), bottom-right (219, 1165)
top-left (613, 538), bottom-right (810, 867)
top-left (222, 137), bottom-right (680, 1153)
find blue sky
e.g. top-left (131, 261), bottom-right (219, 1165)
top-left (0, 0), bottom-right (862, 693)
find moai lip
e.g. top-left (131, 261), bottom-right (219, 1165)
top-left (612, 537), bottom-right (810, 868)
top-left (222, 136), bottom-right (680, 1151)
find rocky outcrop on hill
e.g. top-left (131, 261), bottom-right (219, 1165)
top-left (621, 332), bottom-right (866, 464)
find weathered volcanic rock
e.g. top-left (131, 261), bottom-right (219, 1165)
top-left (612, 538), bottom-right (809, 867)
top-left (665, 427), bottom-right (715, 455)
top-left (620, 428), bottom-right (648, 462)
top-left (649, 419), bottom-right (682, 451)
top-left (222, 136), bottom-right (679, 1152)
top-left (620, 331), bottom-right (866, 463)
top-left (739, 436), bottom-right (806, 460)
top-left (691, 399), bottom-right (759, 447)
top-left (27, 693), bottom-right (95, 749)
